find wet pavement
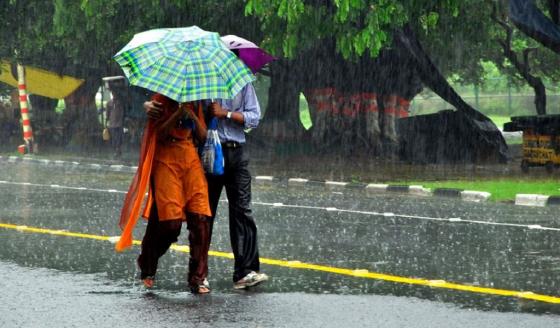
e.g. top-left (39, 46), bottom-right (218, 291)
top-left (4, 262), bottom-right (560, 328)
top-left (1, 161), bottom-right (560, 327)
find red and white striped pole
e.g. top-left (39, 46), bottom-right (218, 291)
top-left (17, 63), bottom-right (34, 154)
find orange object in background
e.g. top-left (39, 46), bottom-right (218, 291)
top-left (340, 94), bottom-right (361, 118)
top-left (16, 64), bottom-right (34, 153)
top-left (397, 97), bottom-right (411, 118)
top-left (305, 88), bottom-right (338, 114)
top-left (383, 95), bottom-right (398, 116)
top-left (361, 93), bottom-right (378, 113)
top-left (17, 144), bottom-right (27, 154)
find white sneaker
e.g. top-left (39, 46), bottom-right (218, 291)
top-left (233, 271), bottom-right (269, 289)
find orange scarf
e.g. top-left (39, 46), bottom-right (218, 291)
top-left (115, 122), bottom-right (156, 251)
top-left (115, 94), bottom-right (181, 251)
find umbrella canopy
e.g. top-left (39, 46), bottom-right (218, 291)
top-left (114, 26), bottom-right (255, 102)
top-left (220, 35), bottom-right (277, 74)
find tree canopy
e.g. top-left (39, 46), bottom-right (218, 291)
top-left (245, 0), bottom-right (461, 59)
top-left (0, 0), bottom-right (558, 115)
top-left (7, 0), bottom-right (558, 161)
top-left (1, 0), bottom-right (556, 93)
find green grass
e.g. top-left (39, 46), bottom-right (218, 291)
top-left (396, 179), bottom-right (560, 201)
top-left (488, 115), bottom-right (522, 145)
top-left (488, 115), bottom-right (511, 130)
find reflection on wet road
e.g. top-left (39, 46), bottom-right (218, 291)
top-left (1, 162), bottom-right (560, 326)
top-left (3, 261), bottom-right (559, 328)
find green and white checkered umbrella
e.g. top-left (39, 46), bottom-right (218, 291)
top-left (114, 26), bottom-right (255, 102)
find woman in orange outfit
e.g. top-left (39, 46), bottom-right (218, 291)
top-left (116, 93), bottom-right (212, 294)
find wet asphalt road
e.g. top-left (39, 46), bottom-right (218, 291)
top-left (1, 161), bottom-right (560, 327)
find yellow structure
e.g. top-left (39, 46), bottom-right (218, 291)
top-left (504, 115), bottom-right (560, 173)
top-left (0, 60), bottom-right (84, 99)
top-left (521, 132), bottom-right (560, 172)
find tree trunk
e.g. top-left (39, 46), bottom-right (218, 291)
top-left (393, 27), bottom-right (487, 121)
top-left (394, 25), bottom-right (508, 162)
top-left (251, 60), bottom-right (306, 148)
top-left (500, 44), bottom-right (547, 115)
top-left (508, 0), bottom-right (560, 54)
top-left (532, 79), bottom-right (547, 115)
top-left (298, 43), bottom-right (422, 156)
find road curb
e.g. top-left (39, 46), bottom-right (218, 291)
top-left (515, 194), bottom-right (560, 207)
top-left (2, 155), bottom-right (558, 207)
top-left (283, 180), bottom-right (557, 206)
top-left (0, 155), bottom-right (137, 174)
top-left (286, 179), bottom-right (490, 203)
top-left (254, 176), bottom-right (275, 185)
top-left (461, 190), bottom-right (492, 203)
top-left (433, 188), bottom-right (463, 198)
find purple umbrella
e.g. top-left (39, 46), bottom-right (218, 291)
top-left (221, 35), bottom-right (277, 74)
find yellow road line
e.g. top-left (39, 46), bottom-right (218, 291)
top-left (1, 222), bottom-right (559, 304)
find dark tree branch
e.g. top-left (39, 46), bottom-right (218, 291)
top-left (522, 47), bottom-right (538, 72)
top-left (548, 0), bottom-right (560, 25)
top-left (492, 4), bottom-right (547, 115)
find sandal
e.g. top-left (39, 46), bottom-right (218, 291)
top-left (142, 276), bottom-right (155, 288)
top-left (191, 284), bottom-right (211, 294)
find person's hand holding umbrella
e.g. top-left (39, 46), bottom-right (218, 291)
top-left (209, 101), bottom-right (227, 119)
top-left (183, 102), bottom-right (207, 144)
top-left (209, 101), bottom-right (245, 125)
top-left (154, 101), bottom-right (190, 141)
top-left (144, 100), bottom-right (164, 120)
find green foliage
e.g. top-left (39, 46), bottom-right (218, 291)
top-left (418, 0), bottom-right (496, 83)
top-left (0, 0), bottom-right (511, 84)
top-left (419, 12), bottom-right (439, 30)
top-left (299, 93), bottom-right (312, 130)
top-left (245, 0), bottom-right (464, 59)
top-left (0, 1), bottom-right (61, 65)
top-left (53, 0), bottom-right (164, 73)
top-left (247, 0), bottom-right (388, 58)
top-left (0, 84), bottom-right (11, 98)
top-left (486, 2), bottom-right (560, 91)
top-left (1, 0), bottom-right (558, 120)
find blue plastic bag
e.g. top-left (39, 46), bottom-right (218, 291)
top-left (200, 118), bottom-right (224, 175)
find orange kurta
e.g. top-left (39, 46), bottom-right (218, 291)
top-left (116, 94), bottom-right (210, 252)
top-left (152, 136), bottom-right (211, 221)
